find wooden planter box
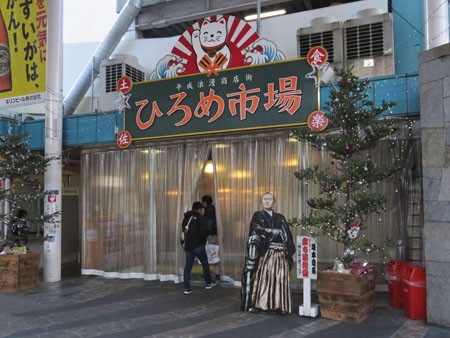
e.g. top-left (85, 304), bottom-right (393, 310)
top-left (317, 269), bottom-right (376, 323)
top-left (0, 252), bottom-right (41, 292)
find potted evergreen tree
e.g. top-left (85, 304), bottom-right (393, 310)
top-left (0, 130), bottom-right (58, 291)
top-left (289, 67), bottom-right (405, 322)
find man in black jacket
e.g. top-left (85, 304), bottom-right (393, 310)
top-left (182, 201), bottom-right (217, 295)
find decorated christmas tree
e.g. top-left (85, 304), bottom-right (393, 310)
top-left (289, 67), bottom-right (403, 265)
top-left (0, 130), bottom-right (57, 247)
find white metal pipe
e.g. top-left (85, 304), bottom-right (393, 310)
top-left (257, 0), bottom-right (261, 35)
top-left (91, 57), bottom-right (95, 113)
top-left (425, 0), bottom-right (449, 49)
top-left (43, 0), bottom-right (63, 282)
top-left (63, 0), bottom-right (142, 115)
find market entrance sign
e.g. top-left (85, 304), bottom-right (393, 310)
top-left (119, 14), bottom-right (323, 143)
top-left (123, 58), bottom-right (318, 140)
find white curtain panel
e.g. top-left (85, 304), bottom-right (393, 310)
top-left (80, 133), bottom-right (419, 285)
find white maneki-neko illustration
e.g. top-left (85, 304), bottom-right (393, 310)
top-left (150, 14), bottom-right (286, 79)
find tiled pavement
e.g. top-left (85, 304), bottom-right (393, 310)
top-left (1, 265), bottom-right (450, 338)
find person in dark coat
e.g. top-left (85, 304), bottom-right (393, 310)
top-left (10, 209), bottom-right (29, 245)
top-left (240, 192), bottom-right (295, 314)
top-left (202, 194), bottom-right (221, 280)
top-left (182, 201), bottom-right (217, 295)
top-left (202, 195), bottom-right (217, 236)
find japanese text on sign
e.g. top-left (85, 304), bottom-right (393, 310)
top-left (297, 236), bottom-right (318, 280)
top-left (0, 0), bottom-right (47, 108)
top-left (124, 58), bottom-right (319, 140)
top-left (135, 76), bottom-right (302, 130)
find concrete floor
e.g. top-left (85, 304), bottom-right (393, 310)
top-left (0, 263), bottom-right (449, 338)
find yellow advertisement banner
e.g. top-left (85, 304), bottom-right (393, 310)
top-left (0, 0), bottom-right (47, 108)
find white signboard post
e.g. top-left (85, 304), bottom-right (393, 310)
top-left (297, 236), bottom-right (319, 317)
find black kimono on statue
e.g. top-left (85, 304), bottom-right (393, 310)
top-left (240, 210), bottom-right (295, 313)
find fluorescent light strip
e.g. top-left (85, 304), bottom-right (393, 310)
top-left (245, 9), bottom-right (286, 21)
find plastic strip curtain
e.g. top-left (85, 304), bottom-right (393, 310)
top-left (81, 149), bottom-right (152, 278)
top-left (212, 135), bottom-right (308, 284)
top-left (81, 143), bottom-right (209, 280)
top-left (80, 133), bottom-right (407, 283)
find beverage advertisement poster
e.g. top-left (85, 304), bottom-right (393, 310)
top-left (0, 0), bottom-right (47, 108)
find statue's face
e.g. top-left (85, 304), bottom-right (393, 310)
top-left (261, 193), bottom-right (274, 210)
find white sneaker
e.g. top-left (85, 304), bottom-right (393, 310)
top-left (205, 281), bottom-right (217, 290)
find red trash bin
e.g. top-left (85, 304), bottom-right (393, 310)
top-left (385, 260), bottom-right (405, 308)
top-left (402, 265), bottom-right (427, 320)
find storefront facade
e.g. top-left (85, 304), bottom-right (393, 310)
top-left (78, 13), bottom-right (419, 285)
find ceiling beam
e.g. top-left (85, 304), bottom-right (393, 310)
top-left (134, 0), bottom-right (293, 30)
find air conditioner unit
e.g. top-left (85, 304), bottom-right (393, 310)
top-left (15, 113), bottom-right (35, 122)
top-left (99, 54), bottom-right (146, 112)
top-left (297, 17), bottom-right (344, 68)
top-left (343, 12), bottom-right (394, 78)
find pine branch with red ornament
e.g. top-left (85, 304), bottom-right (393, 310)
top-left (289, 67), bottom-right (411, 268)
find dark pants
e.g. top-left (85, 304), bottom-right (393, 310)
top-left (183, 244), bottom-right (212, 289)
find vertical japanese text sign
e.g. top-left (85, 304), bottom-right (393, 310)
top-left (0, 0), bottom-right (47, 108)
top-left (297, 236), bottom-right (318, 280)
